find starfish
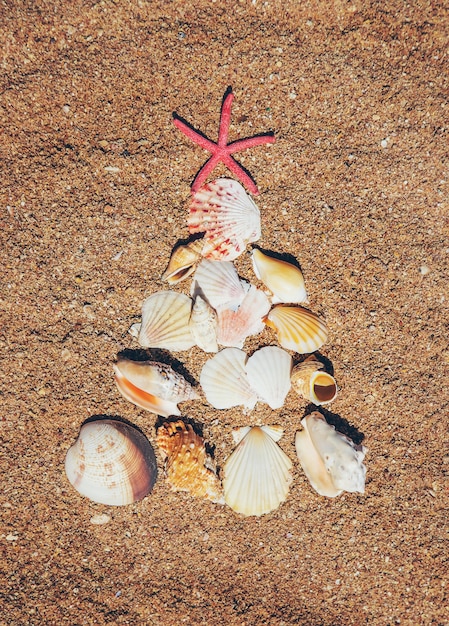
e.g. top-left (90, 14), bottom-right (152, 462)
top-left (173, 88), bottom-right (275, 195)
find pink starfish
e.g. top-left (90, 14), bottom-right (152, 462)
top-left (173, 88), bottom-right (275, 195)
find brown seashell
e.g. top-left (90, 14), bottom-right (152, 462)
top-left (156, 420), bottom-right (224, 503)
top-left (291, 355), bottom-right (338, 405)
top-left (162, 239), bottom-right (204, 284)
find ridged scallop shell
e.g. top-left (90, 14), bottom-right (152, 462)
top-left (156, 420), bottom-right (223, 503)
top-left (189, 295), bottom-right (219, 353)
top-left (246, 346), bottom-right (292, 409)
top-left (223, 425), bottom-right (293, 516)
top-left (251, 249), bottom-right (308, 304)
top-left (65, 419), bottom-right (157, 506)
top-left (295, 411), bottom-right (366, 497)
top-left (113, 357), bottom-right (199, 417)
top-left (200, 348), bottom-right (258, 410)
top-left (161, 239), bottom-right (204, 284)
top-left (291, 356), bottom-right (337, 405)
top-left (188, 179), bottom-right (261, 261)
top-left (191, 259), bottom-right (249, 310)
top-left (264, 305), bottom-right (328, 353)
top-left (138, 291), bottom-right (195, 351)
top-left (216, 285), bottom-right (271, 348)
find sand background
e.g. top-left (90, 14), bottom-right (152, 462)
top-left (1, 1), bottom-right (448, 624)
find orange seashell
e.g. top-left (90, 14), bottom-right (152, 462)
top-left (264, 305), bottom-right (328, 353)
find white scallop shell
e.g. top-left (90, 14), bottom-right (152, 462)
top-left (251, 248), bottom-right (308, 304)
top-left (223, 425), bottom-right (293, 516)
top-left (216, 285), bottom-right (271, 348)
top-left (191, 259), bottom-right (249, 310)
top-left (295, 411), bottom-right (366, 497)
top-left (188, 179), bottom-right (261, 261)
top-left (246, 346), bottom-right (292, 409)
top-left (138, 291), bottom-right (195, 351)
top-left (264, 305), bottom-right (328, 353)
top-left (189, 295), bottom-right (219, 353)
top-left (200, 348), bottom-right (258, 410)
top-left (291, 357), bottom-right (337, 405)
top-left (65, 419), bottom-right (157, 506)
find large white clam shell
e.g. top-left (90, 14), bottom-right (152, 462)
top-left (291, 356), bottom-right (337, 405)
top-left (223, 425), bottom-right (293, 516)
top-left (65, 419), bottom-right (157, 506)
top-left (295, 411), bottom-right (366, 497)
top-left (189, 295), bottom-right (219, 353)
top-left (246, 346), bottom-right (292, 409)
top-left (188, 179), bottom-right (261, 261)
top-left (251, 249), bottom-right (308, 304)
top-left (138, 291), bottom-right (195, 351)
top-left (200, 348), bottom-right (258, 410)
top-left (264, 304), bottom-right (328, 353)
top-left (191, 259), bottom-right (249, 310)
top-left (216, 284), bottom-right (271, 349)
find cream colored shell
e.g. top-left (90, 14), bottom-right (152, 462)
top-left (264, 305), bottom-right (328, 353)
top-left (245, 346), bottom-right (292, 409)
top-left (200, 348), bottom-right (258, 410)
top-left (138, 291), bottom-right (195, 351)
top-left (291, 356), bottom-right (337, 405)
top-left (189, 295), bottom-right (219, 353)
top-left (216, 284), bottom-right (270, 349)
top-left (251, 248), bottom-right (308, 304)
top-left (161, 239), bottom-right (204, 284)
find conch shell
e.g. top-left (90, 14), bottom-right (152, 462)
top-left (162, 239), bottom-right (204, 284)
top-left (291, 356), bottom-right (337, 405)
top-left (251, 249), bottom-right (308, 304)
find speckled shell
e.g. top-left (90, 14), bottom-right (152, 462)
top-left (188, 179), bottom-right (261, 261)
top-left (200, 348), bottom-right (258, 410)
top-left (65, 419), bottom-right (157, 506)
top-left (246, 346), bottom-right (292, 410)
top-left (189, 295), bottom-right (219, 353)
top-left (264, 305), bottom-right (328, 354)
top-left (251, 249), bottom-right (308, 304)
top-left (291, 356), bottom-right (337, 405)
top-left (156, 420), bottom-right (223, 503)
top-left (138, 291), bottom-right (195, 351)
top-left (216, 285), bottom-right (271, 349)
top-left (191, 259), bottom-right (249, 310)
top-left (162, 239), bottom-right (204, 284)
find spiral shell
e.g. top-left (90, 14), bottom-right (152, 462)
top-left (162, 239), bottom-right (204, 284)
top-left (291, 356), bottom-right (337, 405)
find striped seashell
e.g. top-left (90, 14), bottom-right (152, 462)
top-left (200, 348), bottom-right (258, 410)
top-left (245, 346), bottom-right (292, 410)
top-left (138, 291), bottom-right (195, 351)
top-left (191, 259), bottom-right (249, 310)
top-left (263, 305), bottom-right (328, 354)
top-left (251, 248), bottom-right (308, 304)
top-left (189, 295), bottom-right (219, 353)
top-left (162, 239), bottom-right (204, 285)
top-left (291, 355), bottom-right (337, 405)
top-left (216, 284), bottom-right (270, 349)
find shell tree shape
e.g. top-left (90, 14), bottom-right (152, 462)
top-left (295, 411), bottom-right (366, 498)
top-left (162, 239), bottom-right (204, 285)
top-left (200, 348), bottom-right (258, 410)
top-left (191, 258), bottom-right (249, 310)
top-left (223, 425), bottom-right (293, 516)
top-left (251, 249), bottom-right (308, 304)
top-left (156, 420), bottom-right (224, 504)
top-left (65, 419), bottom-right (158, 506)
top-left (245, 346), bottom-right (292, 410)
top-left (216, 284), bottom-right (271, 349)
top-left (113, 357), bottom-right (199, 418)
top-left (264, 305), bottom-right (328, 354)
top-left (138, 291), bottom-right (196, 351)
top-left (291, 356), bottom-right (337, 405)
top-left (188, 178), bottom-right (261, 261)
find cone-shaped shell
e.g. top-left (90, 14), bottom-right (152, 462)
top-left (200, 348), bottom-right (258, 410)
top-left (191, 259), bottom-right (249, 310)
top-left (65, 419), bottom-right (157, 506)
top-left (216, 285), bottom-right (271, 349)
top-left (291, 356), bottom-right (337, 405)
top-left (188, 179), bottom-right (261, 261)
top-left (189, 295), bottom-right (219, 353)
top-left (162, 239), bottom-right (204, 284)
top-left (157, 420), bottom-right (223, 503)
top-left (223, 426), bottom-right (293, 516)
top-left (251, 249), bottom-right (308, 304)
top-left (113, 357), bottom-right (199, 417)
top-left (246, 346), bottom-right (292, 409)
top-left (295, 411), bottom-right (366, 497)
top-left (264, 305), bottom-right (328, 354)
top-left (138, 291), bottom-right (195, 351)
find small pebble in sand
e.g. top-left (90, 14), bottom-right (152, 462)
top-left (418, 265), bottom-right (430, 275)
top-left (6, 533), bottom-right (19, 541)
top-left (90, 513), bottom-right (111, 525)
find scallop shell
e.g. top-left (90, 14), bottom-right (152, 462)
top-left (138, 291), bottom-right (195, 351)
top-left (113, 357), bottom-right (199, 417)
top-left (161, 239), bottom-right (204, 284)
top-left (191, 259), bottom-right (249, 310)
top-left (188, 179), bottom-right (261, 261)
top-left (246, 346), bottom-right (292, 409)
top-left (223, 425), bottom-right (293, 516)
top-left (295, 411), bottom-right (366, 497)
top-left (189, 295), bottom-right (219, 353)
top-left (291, 356), bottom-right (337, 405)
top-left (216, 285), bottom-right (271, 348)
top-left (200, 348), bottom-right (258, 410)
top-left (264, 305), bottom-right (328, 354)
top-left (156, 420), bottom-right (224, 503)
top-left (251, 248), bottom-right (308, 304)
top-left (65, 419), bottom-right (157, 506)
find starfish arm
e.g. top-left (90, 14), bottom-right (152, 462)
top-left (222, 154), bottom-right (260, 195)
top-left (228, 134), bottom-right (276, 153)
top-left (218, 92), bottom-right (234, 147)
top-left (191, 153), bottom-right (222, 193)
top-left (173, 117), bottom-right (217, 153)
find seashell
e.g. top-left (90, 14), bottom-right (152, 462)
top-left (113, 357), bottom-right (199, 417)
top-left (65, 419), bottom-right (157, 506)
top-left (216, 284), bottom-right (271, 349)
top-left (223, 425), bottom-right (293, 516)
top-left (188, 178), bottom-right (261, 261)
top-left (161, 239), bottom-right (204, 284)
top-left (263, 305), bottom-right (328, 354)
top-left (156, 420), bottom-right (224, 503)
top-left (246, 346), bottom-right (292, 409)
top-left (191, 259), bottom-right (249, 310)
top-left (189, 295), bottom-right (219, 353)
top-left (200, 348), bottom-right (258, 410)
top-left (251, 248), bottom-right (308, 304)
top-left (291, 356), bottom-right (337, 405)
top-left (138, 291), bottom-right (195, 351)
top-left (295, 411), bottom-right (366, 497)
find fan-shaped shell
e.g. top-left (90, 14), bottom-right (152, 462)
top-left (200, 348), bottom-right (258, 410)
top-left (295, 411), bottom-right (366, 497)
top-left (291, 356), bottom-right (337, 405)
top-left (189, 295), bottom-right (219, 353)
top-left (251, 249), bottom-right (308, 304)
top-left (138, 291), bottom-right (195, 351)
top-left (188, 179), bottom-right (261, 261)
top-left (246, 346), bottom-right (292, 409)
top-left (223, 426), bottom-right (293, 516)
top-left (157, 420), bottom-right (223, 503)
top-left (162, 239), bottom-right (204, 284)
top-left (191, 259), bottom-right (249, 310)
top-left (65, 419), bottom-right (157, 506)
top-left (113, 357), bottom-right (199, 417)
top-left (264, 305), bottom-right (328, 354)
top-left (216, 285), bottom-right (271, 349)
